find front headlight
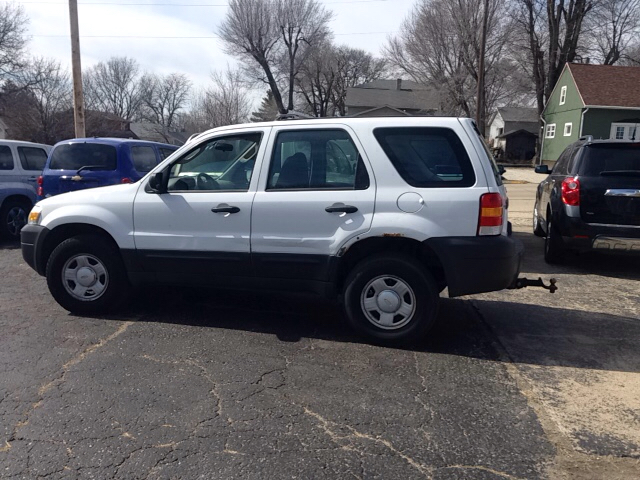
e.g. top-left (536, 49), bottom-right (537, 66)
top-left (28, 205), bottom-right (42, 225)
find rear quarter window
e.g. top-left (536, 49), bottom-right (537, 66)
top-left (0, 146), bottom-right (14, 170)
top-left (373, 127), bottom-right (475, 188)
top-left (130, 146), bottom-right (158, 172)
top-left (50, 143), bottom-right (117, 171)
top-left (18, 147), bottom-right (48, 171)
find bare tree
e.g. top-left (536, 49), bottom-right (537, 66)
top-left (140, 73), bottom-right (192, 141)
top-left (331, 46), bottom-right (387, 116)
top-left (386, 0), bottom-right (516, 129)
top-left (511, 1), bottom-right (594, 128)
top-left (296, 44), bottom-right (338, 117)
top-left (83, 57), bottom-right (144, 120)
top-left (589, 0), bottom-right (640, 64)
top-left (1, 58), bottom-right (72, 143)
top-left (219, 0), bottom-right (333, 114)
top-left (187, 68), bottom-right (252, 131)
top-left (0, 3), bottom-right (29, 84)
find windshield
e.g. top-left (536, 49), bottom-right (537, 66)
top-left (50, 143), bottom-right (117, 171)
top-left (580, 143), bottom-right (640, 176)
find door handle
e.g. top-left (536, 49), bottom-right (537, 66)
top-left (211, 204), bottom-right (240, 214)
top-left (325, 203), bottom-right (358, 214)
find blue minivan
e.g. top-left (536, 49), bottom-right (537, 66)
top-left (39, 138), bottom-right (178, 199)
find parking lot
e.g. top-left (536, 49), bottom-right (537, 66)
top-left (1, 178), bottom-right (639, 479)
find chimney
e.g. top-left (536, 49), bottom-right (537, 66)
top-left (396, 78), bottom-right (402, 90)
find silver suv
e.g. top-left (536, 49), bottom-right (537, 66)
top-left (0, 140), bottom-right (51, 239)
top-left (22, 117), bottom-right (523, 345)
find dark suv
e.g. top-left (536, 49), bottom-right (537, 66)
top-left (533, 137), bottom-right (640, 263)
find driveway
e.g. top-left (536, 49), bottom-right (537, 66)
top-left (0, 178), bottom-right (638, 479)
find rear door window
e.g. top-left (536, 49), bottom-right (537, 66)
top-left (131, 146), bottom-right (158, 173)
top-left (579, 144), bottom-right (640, 176)
top-left (50, 143), bottom-right (117, 171)
top-left (374, 127), bottom-right (475, 188)
top-left (18, 147), bottom-right (48, 171)
top-left (267, 129), bottom-right (369, 190)
top-left (0, 146), bottom-right (14, 170)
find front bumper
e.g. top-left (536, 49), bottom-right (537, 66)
top-left (20, 224), bottom-right (50, 276)
top-left (425, 234), bottom-right (524, 297)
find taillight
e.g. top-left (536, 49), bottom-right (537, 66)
top-left (121, 177), bottom-right (132, 184)
top-left (561, 176), bottom-right (580, 206)
top-left (478, 193), bottom-right (503, 236)
top-left (37, 175), bottom-right (43, 197)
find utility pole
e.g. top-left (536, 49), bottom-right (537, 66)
top-left (475, 0), bottom-right (489, 136)
top-left (69, 0), bottom-right (85, 138)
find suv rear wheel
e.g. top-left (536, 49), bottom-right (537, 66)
top-left (46, 234), bottom-right (131, 314)
top-left (0, 199), bottom-right (31, 240)
top-left (343, 254), bottom-right (439, 346)
top-left (544, 219), bottom-right (564, 264)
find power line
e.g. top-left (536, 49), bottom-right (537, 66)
top-left (31, 31), bottom-right (395, 38)
top-left (19, 0), bottom-right (394, 5)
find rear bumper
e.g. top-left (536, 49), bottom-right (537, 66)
top-left (557, 216), bottom-right (640, 253)
top-left (20, 224), bottom-right (50, 275)
top-left (425, 234), bottom-right (524, 297)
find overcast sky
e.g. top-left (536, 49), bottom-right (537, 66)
top-left (19, 0), bottom-right (416, 92)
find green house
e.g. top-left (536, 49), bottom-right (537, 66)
top-left (540, 63), bottom-right (640, 164)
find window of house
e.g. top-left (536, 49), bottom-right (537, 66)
top-left (563, 123), bottom-right (572, 137)
top-left (559, 86), bottom-right (567, 105)
top-left (545, 124), bottom-right (556, 139)
top-left (497, 127), bottom-right (503, 136)
top-left (615, 126), bottom-right (625, 140)
top-left (267, 129), bottom-right (369, 190)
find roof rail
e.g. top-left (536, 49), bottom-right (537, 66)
top-left (579, 135), bottom-right (593, 142)
top-left (275, 111), bottom-right (315, 121)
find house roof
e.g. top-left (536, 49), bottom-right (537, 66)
top-left (346, 79), bottom-right (441, 112)
top-left (569, 63), bottom-right (640, 108)
top-left (497, 107), bottom-right (538, 123)
top-left (498, 128), bottom-right (538, 139)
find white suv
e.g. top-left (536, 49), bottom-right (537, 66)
top-left (21, 117), bottom-right (522, 344)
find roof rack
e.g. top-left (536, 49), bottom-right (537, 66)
top-left (275, 111), bottom-right (315, 121)
top-left (579, 135), bottom-right (593, 142)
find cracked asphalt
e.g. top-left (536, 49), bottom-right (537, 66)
top-left (1, 185), bottom-right (639, 479)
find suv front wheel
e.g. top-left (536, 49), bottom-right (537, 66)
top-left (343, 254), bottom-right (439, 346)
top-left (46, 234), bottom-right (131, 314)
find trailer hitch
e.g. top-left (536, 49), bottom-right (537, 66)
top-left (510, 277), bottom-right (558, 293)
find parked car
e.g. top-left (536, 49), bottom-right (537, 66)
top-left (22, 117), bottom-right (525, 345)
top-left (533, 137), bottom-right (640, 263)
top-left (38, 138), bottom-right (178, 199)
top-left (0, 140), bottom-right (52, 239)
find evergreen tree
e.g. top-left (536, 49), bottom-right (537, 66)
top-left (250, 90), bottom-right (279, 122)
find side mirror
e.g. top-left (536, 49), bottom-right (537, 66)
top-left (497, 164), bottom-right (506, 175)
top-left (535, 165), bottom-right (551, 175)
top-left (148, 171), bottom-right (166, 193)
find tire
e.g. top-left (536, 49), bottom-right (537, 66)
top-left (46, 234), bottom-right (131, 314)
top-left (544, 219), bottom-right (564, 264)
top-left (533, 205), bottom-right (545, 237)
top-left (343, 254), bottom-right (439, 346)
top-left (0, 199), bottom-right (31, 240)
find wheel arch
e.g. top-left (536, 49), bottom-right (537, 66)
top-left (335, 236), bottom-right (446, 294)
top-left (1, 194), bottom-right (33, 209)
top-left (36, 223), bottom-right (120, 275)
